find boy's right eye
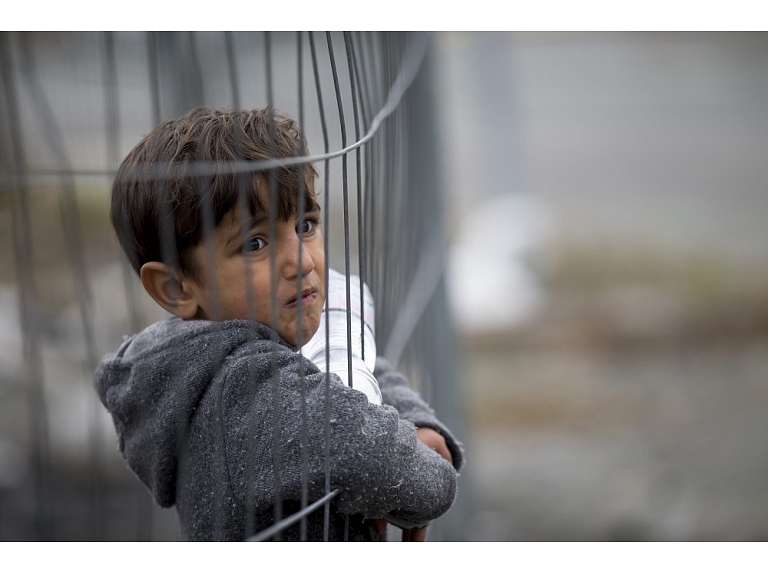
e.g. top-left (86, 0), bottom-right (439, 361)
top-left (243, 237), bottom-right (267, 253)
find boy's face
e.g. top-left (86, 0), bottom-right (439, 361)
top-left (185, 202), bottom-right (326, 347)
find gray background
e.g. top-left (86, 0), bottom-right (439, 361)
top-left (1, 31), bottom-right (767, 541)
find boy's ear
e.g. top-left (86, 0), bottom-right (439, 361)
top-left (140, 262), bottom-right (201, 320)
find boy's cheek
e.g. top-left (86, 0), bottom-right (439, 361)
top-left (302, 308), bottom-right (323, 343)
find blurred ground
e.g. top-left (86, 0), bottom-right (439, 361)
top-left (461, 292), bottom-right (768, 541)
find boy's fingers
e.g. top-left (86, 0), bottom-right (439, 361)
top-left (402, 527), bottom-right (427, 542)
top-left (434, 442), bottom-right (452, 463)
top-left (416, 427), bottom-right (453, 464)
top-left (369, 518), bottom-right (388, 534)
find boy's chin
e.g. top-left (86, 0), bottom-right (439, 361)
top-left (283, 317), bottom-right (320, 348)
top-left (299, 320), bottom-right (321, 346)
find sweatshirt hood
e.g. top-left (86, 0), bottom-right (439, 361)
top-left (94, 317), bottom-right (284, 507)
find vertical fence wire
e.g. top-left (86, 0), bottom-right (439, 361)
top-left (262, 31), bottom-right (285, 541)
top-left (0, 32), bottom-right (53, 542)
top-left (307, 30), bottom-right (335, 541)
top-left (17, 32), bottom-right (106, 540)
top-left (225, 32), bottom-right (241, 112)
top-left (101, 31), bottom-right (155, 541)
top-left (295, 30), bottom-right (308, 543)
top-left (343, 33), bottom-right (367, 367)
top-left (0, 31), bottom-right (463, 542)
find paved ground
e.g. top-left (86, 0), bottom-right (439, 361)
top-left (458, 334), bottom-right (768, 541)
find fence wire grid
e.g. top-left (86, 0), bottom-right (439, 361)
top-left (0, 31), bottom-right (466, 541)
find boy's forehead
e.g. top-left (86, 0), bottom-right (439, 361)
top-left (252, 171), bottom-right (317, 205)
top-left (212, 170), bottom-right (319, 239)
top-left (246, 198), bottom-right (319, 222)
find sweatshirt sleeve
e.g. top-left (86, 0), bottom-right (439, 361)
top-left (374, 357), bottom-right (464, 471)
top-left (221, 343), bottom-right (458, 528)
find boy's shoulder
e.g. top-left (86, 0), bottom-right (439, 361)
top-left (96, 317), bottom-right (301, 416)
top-left (116, 317), bottom-right (291, 361)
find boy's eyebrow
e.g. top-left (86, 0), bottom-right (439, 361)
top-left (226, 216), bottom-right (268, 248)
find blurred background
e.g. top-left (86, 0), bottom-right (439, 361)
top-left (440, 31), bottom-right (768, 541)
top-left (1, 31), bottom-right (768, 541)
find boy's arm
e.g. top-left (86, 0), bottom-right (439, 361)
top-left (374, 357), bottom-right (464, 471)
top-left (223, 344), bottom-right (458, 528)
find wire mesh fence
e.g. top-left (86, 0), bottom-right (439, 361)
top-left (0, 31), bottom-right (465, 541)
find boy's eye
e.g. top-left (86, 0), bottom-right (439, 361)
top-left (297, 219), bottom-right (315, 235)
top-left (243, 236), bottom-right (267, 253)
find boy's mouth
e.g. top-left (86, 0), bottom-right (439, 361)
top-left (286, 288), bottom-right (318, 308)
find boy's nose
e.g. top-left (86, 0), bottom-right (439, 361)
top-left (281, 232), bottom-right (315, 279)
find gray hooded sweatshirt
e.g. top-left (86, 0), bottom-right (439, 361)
top-left (94, 317), bottom-right (463, 541)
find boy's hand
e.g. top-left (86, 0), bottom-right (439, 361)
top-left (402, 526), bottom-right (427, 541)
top-left (416, 426), bottom-right (453, 465)
top-left (370, 519), bottom-right (427, 541)
top-left (371, 428), bottom-right (453, 541)
top-left (370, 518), bottom-right (388, 535)
top-left (397, 427), bottom-right (453, 542)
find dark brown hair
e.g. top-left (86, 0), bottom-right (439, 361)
top-left (110, 107), bottom-right (319, 280)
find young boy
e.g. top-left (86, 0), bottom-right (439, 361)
top-left (95, 107), bottom-right (463, 541)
